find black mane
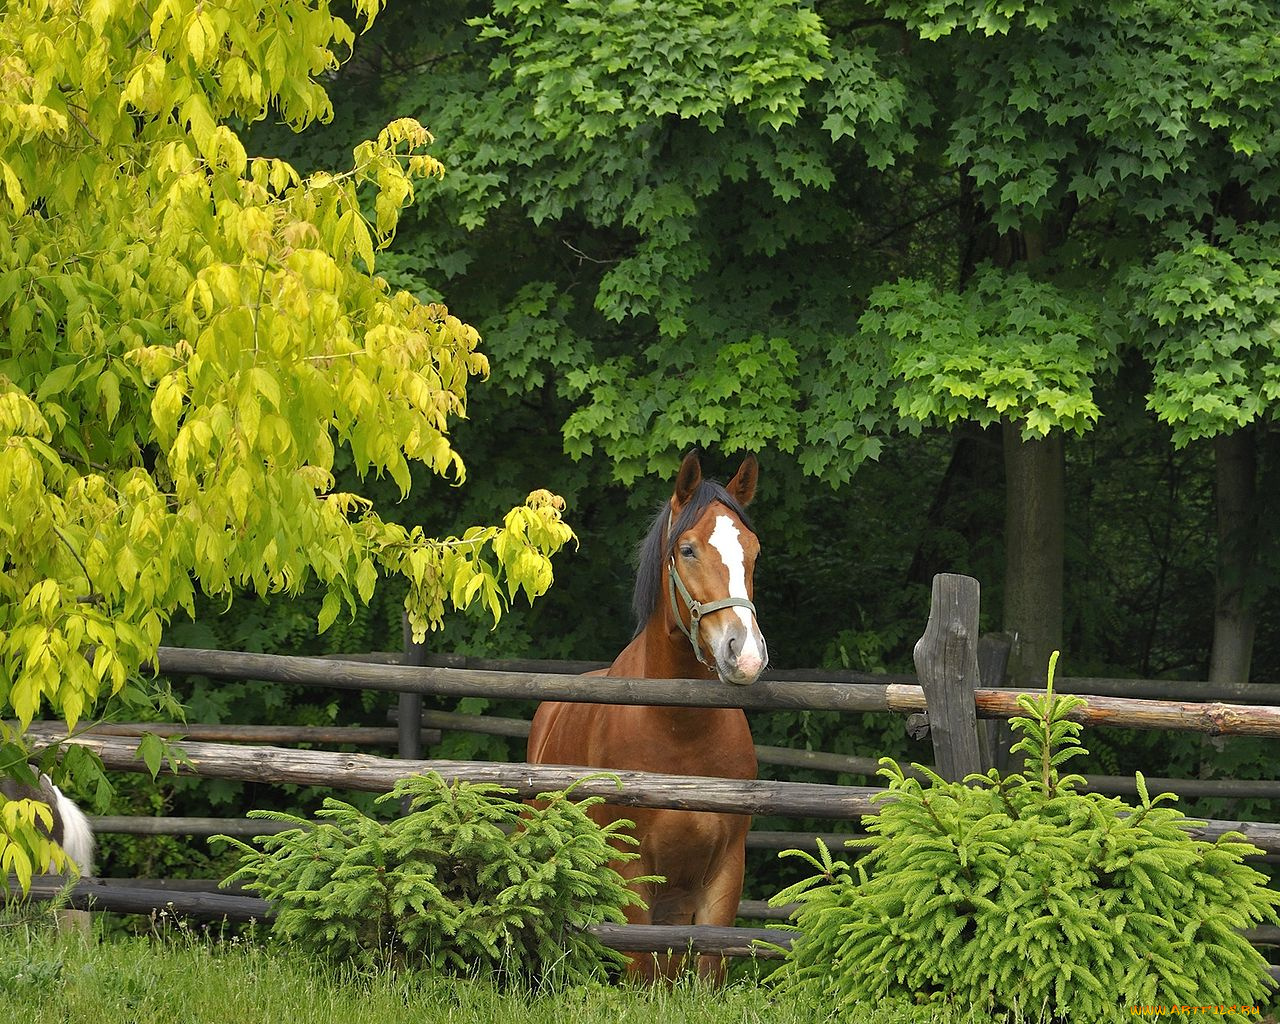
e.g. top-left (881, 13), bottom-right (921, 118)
top-left (631, 478), bottom-right (755, 635)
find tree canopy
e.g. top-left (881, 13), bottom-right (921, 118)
top-left (287, 1), bottom-right (1266, 479)
top-left (246, 0), bottom-right (1265, 709)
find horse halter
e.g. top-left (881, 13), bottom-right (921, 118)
top-left (667, 555), bottom-right (758, 667)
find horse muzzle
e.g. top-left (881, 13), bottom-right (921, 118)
top-left (711, 622), bottom-right (768, 686)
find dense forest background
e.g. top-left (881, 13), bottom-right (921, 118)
top-left (105, 0), bottom-right (1280, 890)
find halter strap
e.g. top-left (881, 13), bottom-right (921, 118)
top-left (667, 556), bottom-right (758, 666)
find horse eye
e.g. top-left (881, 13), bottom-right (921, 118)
top-left (679, 543), bottom-right (695, 559)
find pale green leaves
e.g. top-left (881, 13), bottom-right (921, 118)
top-left (0, 794), bottom-right (75, 894)
top-left (0, 0), bottom-right (576, 881)
top-left (389, 492), bottom-right (576, 643)
top-left (1128, 221), bottom-right (1280, 445)
top-left (477, 0), bottom-right (829, 135)
top-left (862, 269), bottom-right (1119, 438)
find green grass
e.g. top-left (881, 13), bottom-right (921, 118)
top-left (0, 922), bottom-right (1006, 1024)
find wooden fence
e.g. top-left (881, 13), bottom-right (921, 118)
top-left (20, 573), bottom-right (1280, 973)
top-left (60, 714), bottom-right (1280, 802)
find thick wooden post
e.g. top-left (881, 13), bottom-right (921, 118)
top-left (913, 574), bottom-right (985, 781)
top-left (399, 614), bottom-right (426, 761)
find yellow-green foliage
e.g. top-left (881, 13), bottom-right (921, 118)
top-left (769, 656), bottom-right (1280, 1020)
top-left (0, 0), bottom-right (574, 886)
top-left (218, 773), bottom-right (652, 984)
top-left (0, 793), bottom-right (76, 890)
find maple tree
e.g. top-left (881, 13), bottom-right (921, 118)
top-left (319, 0), bottom-right (1280, 692)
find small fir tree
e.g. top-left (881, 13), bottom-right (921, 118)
top-left (218, 773), bottom-right (652, 984)
top-left (769, 654), bottom-right (1279, 1021)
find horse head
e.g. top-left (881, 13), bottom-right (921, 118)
top-left (662, 452), bottom-right (768, 686)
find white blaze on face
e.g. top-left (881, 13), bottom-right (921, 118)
top-left (708, 514), bottom-right (766, 669)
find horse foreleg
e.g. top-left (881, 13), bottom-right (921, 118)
top-left (619, 865), bottom-right (699, 983)
top-left (691, 844), bottom-right (747, 985)
top-left (616, 865), bottom-right (669, 983)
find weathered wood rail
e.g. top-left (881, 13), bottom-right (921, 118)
top-left (152, 647), bottom-right (1280, 738)
top-left (20, 877), bottom-right (1280, 950)
top-left (15, 878), bottom-right (1280, 983)
top-left (37, 734), bottom-right (1280, 854)
top-left (389, 710), bottom-right (1279, 801)
top-left (38, 713), bottom-right (1277, 801)
top-left (26, 722), bottom-right (442, 747)
top-left (80, 815), bottom-right (863, 858)
top-left (19, 876), bottom-right (793, 959)
top-left (44, 734), bottom-right (889, 820)
top-left (330, 650), bottom-right (1280, 706)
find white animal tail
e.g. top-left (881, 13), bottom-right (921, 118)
top-left (49, 782), bottom-right (95, 876)
top-left (1, 773), bottom-right (96, 876)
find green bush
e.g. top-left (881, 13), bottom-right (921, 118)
top-left (769, 655), bottom-right (1279, 1021)
top-left (217, 773), bottom-right (651, 984)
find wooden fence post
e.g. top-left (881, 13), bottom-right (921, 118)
top-left (913, 573), bottom-right (985, 781)
top-left (399, 614), bottom-right (426, 762)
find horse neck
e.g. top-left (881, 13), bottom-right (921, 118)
top-left (605, 613), bottom-right (724, 741)
top-left (633, 612), bottom-right (715, 682)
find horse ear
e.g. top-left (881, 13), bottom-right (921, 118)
top-left (726, 454), bottom-right (758, 507)
top-left (672, 451), bottom-right (703, 509)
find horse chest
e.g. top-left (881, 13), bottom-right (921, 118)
top-left (592, 706), bottom-right (756, 780)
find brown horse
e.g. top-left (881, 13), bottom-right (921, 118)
top-left (527, 452), bottom-right (767, 982)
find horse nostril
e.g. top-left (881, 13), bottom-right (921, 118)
top-left (726, 635), bottom-right (738, 657)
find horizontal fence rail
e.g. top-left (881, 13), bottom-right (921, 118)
top-left (1041, 677), bottom-right (1280, 706)
top-left (30, 717), bottom-right (1280, 802)
top-left (78, 815), bottom-right (1278, 866)
top-left (154, 648), bottom-right (1280, 738)
top-left (50, 734), bottom-right (888, 819)
top-left (28, 722), bottom-right (442, 747)
top-left (334, 650), bottom-right (1280, 707)
top-left (37, 734), bottom-right (1280, 854)
top-left (394, 710), bottom-right (1280, 801)
top-left (34, 880), bottom-right (1280, 940)
top-left (159, 648), bottom-right (914, 714)
top-left (18, 877), bottom-right (794, 959)
top-left (82, 816), bottom-right (864, 856)
top-left (14, 879), bottom-right (1278, 978)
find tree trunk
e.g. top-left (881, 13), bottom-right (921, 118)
top-left (1002, 424), bottom-right (1065, 689)
top-left (906, 423), bottom-right (1001, 585)
top-left (1209, 428), bottom-right (1258, 686)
